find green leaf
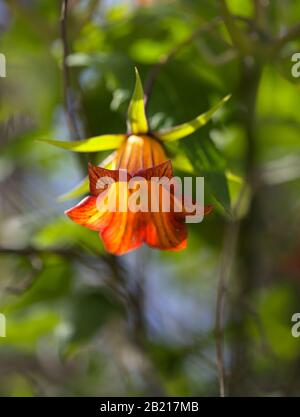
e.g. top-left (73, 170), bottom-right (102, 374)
top-left (6, 260), bottom-right (71, 311)
top-left (70, 290), bottom-right (122, 343)
top-left (171, 153), bottom-right (194, 174)
top-left (157, 95), bottom-right (231, 142)
top-left (58, 176), bottom-right (90, 202)
top-left (180, 136), bottom-right (231, 211)
top-left (2, 310), bottom-right (60, 349)
top-left (38, 134), bottom-right (125, 152)
top-left (127, 67), bottom-right (148, 134)
top-left (226, 170), bottom-right (243, 184)
top-left (58, 151), bottom-right (117, 201)
top-left (33, 217), bottom-right (104, 253)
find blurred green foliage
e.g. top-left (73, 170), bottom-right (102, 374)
top-left (0, 0), bottom-right (300, 397)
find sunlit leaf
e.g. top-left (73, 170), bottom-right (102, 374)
top-left (180, 136), bottom-right (231, 211)
top-left (226, 170), bottom-right (243, 184)
top-left (171, 153), bottom-right (194, 174)
top-left (156, 95), bottom-right (231, 142)
top-left (33, 217), bottom-right (104, 252)
top-left (1, 310), bottom-right (60, 349)
top-left (38, 134), bottom-right (125, 152)
top-left (127, 67), bottom-right (148, 134)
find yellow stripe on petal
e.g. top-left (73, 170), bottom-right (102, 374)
top-left (65, 196), bottom-right (105, 231)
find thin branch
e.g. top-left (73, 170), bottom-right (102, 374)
top-left (217, 55), bottom-right (262, 396)
top-left (215, 220), bottom-right (239, 397)
top-left (272, 22), bottom-right (300, 55)
top-left (214, 10), bottom-right (262, 391)
top-left (60, 0), bottom-right (80, 141)
top-left (219, 0), bottom-right (253, 55)
top-left (253, 0), bottom-right (269, 31)
top-left (0, 245), bottom-right (127, 302)
top-left (0, 246), bottom-right (72, 257)
top-left (0, 245), bottom-right (115, 270)
top-left (194, 40), bottom-right (237, 66)
top-left (78, 0), bottom-right (101, 32)
top-left (214, 182), bottom-right (249, 397)
top-left (144, 13), bottom-right (254, 109)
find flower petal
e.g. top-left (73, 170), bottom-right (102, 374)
top-left (101, 210), bottom-right (145, 255)
top-left (65, 196), bottom-right (108, 231)
top-left (144, 211), bottom-right (187, 251)
top-left (127, 68), bottom-right (148, 134)
top-left (156, 95), bottom-right (231, 142)
top-left (135, 160), bottom-right (173, 180)
top-left (116, 135), bottom-right (167, 174)
top-left (141, 179), bottom-right (187, 250)
top-left (65, 160), bottom-right (213, 255)
top-left (88, 163), bottom-right (131, 196)
top-left (38, 134), bottom-right (125, 152)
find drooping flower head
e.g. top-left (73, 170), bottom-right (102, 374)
top-left (66, 160), bottom-right (212, 255)
top-left (41, 69), bottom-right (229, 254)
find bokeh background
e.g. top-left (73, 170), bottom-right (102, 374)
top-left (0, 0), bottom-right (300, 397)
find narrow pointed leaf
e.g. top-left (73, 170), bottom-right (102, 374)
top-left (127, 68), bottom-right (148, 134)
top-left (156, 95), bottom-right (231, 142)
top-left (226, 170), bottom-right (243, 184)
top-left (58, 177), bottom-right (90, 202)
top-left (38, 134), bottom-right (125, 152)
